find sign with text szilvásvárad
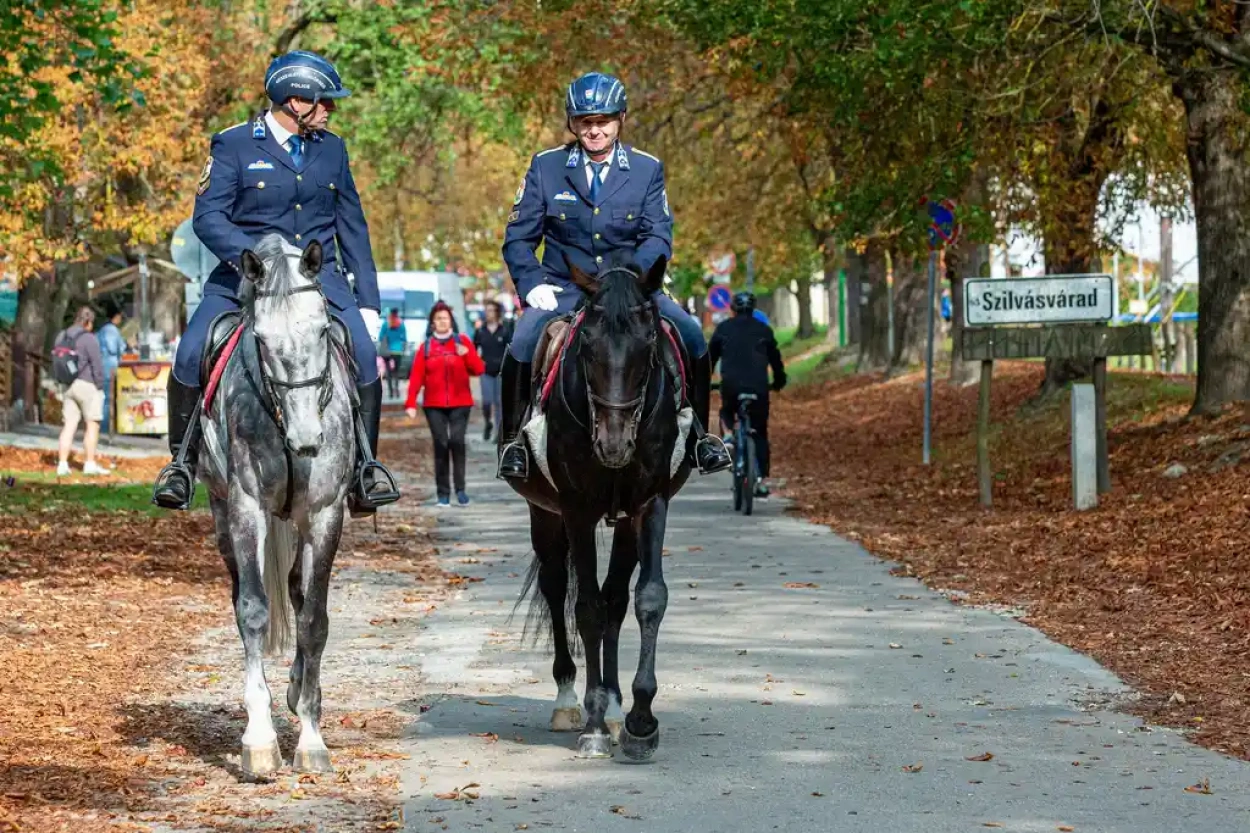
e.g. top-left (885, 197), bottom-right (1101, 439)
top-left (964, 274), bottom-right (1115, 327)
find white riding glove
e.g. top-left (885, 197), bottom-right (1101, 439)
top-left (525, 285), bottom-right (564, 312)
top-left (361, 308), bottom-right (383, 342)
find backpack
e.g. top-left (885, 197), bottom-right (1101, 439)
top-left (51, 329), bottom-right (79, 386)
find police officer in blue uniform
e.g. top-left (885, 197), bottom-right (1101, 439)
top-left (151, 51), bottom-right (399, 516)
top-left (496, 72), bottom-right (732, 480)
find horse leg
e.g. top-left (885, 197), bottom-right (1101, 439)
top-left (531, 505), bottom-right (581, 732)
top-left (290, 506), bottom-right (342, 772)
top-left (602, 521), bottom-right (639, 744)
top-left (621, 496), bottom-right (670, 761)
top-left (565, 513), bottom-right (611, 759)
top-left (285, 533), bottom-right (306, 717)
top-left (227, 494), bottom-right (283, 777)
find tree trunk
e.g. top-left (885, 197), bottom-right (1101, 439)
top-left (857, 241), bottom-right (891, 371)
top-left (794, 273), bottom-right (814, 339)
top-left (14, 272), bottom-right (54, 421)
top-left (890, 252), bottom-right (927, 369)
top-left (821, 233), bottom-right (841, 345)
top-left (946, 238), bottom-right (989, 386)
top-left (844, 246), bottom-right (864, 346)
top-left (1177, 71), bottom-right (1250, 414)
top-left (152, 272), bottom-right (184, 343)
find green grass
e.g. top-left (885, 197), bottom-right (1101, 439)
top-left (0, 481), bottom-right (208, 516)
top-left (775, 325), bottom-right (830, 360)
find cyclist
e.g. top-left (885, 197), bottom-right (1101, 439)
top-left (708, 291), bottom-right (786, 498)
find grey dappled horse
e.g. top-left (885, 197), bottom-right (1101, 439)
top-left (199, 235), bottom-right (354, 777)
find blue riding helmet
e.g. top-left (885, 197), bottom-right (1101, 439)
top-left (566, 72), bottom-right (627, 117)
top-left (731, 291), bottom-right (756, 314)
top-left (265, 51), bottom-right (351, 105)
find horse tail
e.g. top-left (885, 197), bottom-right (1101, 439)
top-left (512, 538), bottom-right (580, 657)
top-left (262, 514), bottom-right (298, 656)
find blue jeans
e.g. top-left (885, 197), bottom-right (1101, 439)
top-left (101, 363), bottom-right (118, 432)
top-left (174, 293), bottom-right (379, 387)
top-left (510, 290), bottom-right (706, 362)
top-left (480, 373), bottom-right (503, 425)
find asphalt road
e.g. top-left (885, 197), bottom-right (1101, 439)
top-left (384, 438), bottom-right (1249, 833)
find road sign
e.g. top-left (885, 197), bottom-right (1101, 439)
top-left (708, 251), bottom-right (736, 276)
top-left (924, 197), bottom-right (960, 249)
top-left (964, 274), bottom-right (1115, 327)
top-left (707, 285), bottom-right (733, 311)
top-left (169, 218), bottom-right (219, 282)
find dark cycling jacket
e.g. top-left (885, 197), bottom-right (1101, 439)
top-left (708, 314), bottom-right (786, 394)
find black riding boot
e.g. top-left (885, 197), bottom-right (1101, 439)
top-left (152, 378), bottom-right (203, 510)
top-left (689, 353), bottom-right (733, 475)
top-left (496, 353), bottom-right (532, 480)
top-left (349, 379), bottom-right (401, 517)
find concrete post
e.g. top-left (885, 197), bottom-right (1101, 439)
top-left (1071, 383), bottom-right (1097, 510)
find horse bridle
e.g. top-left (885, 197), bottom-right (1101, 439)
top-left (252, 279), bottom-right (335, 427)
top-left (574, 267), bottom-right (660, 437)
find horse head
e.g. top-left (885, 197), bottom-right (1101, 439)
top-left (567, 254), bottom-right (667, 469)
top-left (240, 236), bottom-right (332, 458)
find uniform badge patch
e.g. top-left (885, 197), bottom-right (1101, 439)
top-left (247, 159), bottom-right (275, 170)
top-left (554, 191), bottom-right (578, 203)
top-left (197, 157), bottom-right (213, 196)
top-left (513, 179), bottom-right (526, 206)
top-left (507, 210), bottom-right (520, 223)
top-left (662, 188), bottom-right (670, 217)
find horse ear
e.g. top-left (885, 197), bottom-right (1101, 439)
top-left (564, 252), bottom-right (600, 295)
top-left (641, 255), bottom-right (667, 295)
top-left (300, 240), bottom-right (323, 278)
top-left (240, 250), bottom-right (265, 284)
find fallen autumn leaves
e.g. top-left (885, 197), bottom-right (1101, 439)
top-left (771, 363), bottom-right (1250, 759)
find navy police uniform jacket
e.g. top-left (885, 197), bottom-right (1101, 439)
top-left (192, 115), bottom-right (379, 312)
top-left (502, 142), bottom-right (672, 299)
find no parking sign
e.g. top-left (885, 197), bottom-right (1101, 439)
top-left (707, 285), bottom-right (733, 312)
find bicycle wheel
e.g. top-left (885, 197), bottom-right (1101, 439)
top-left (732, 428), bottom-right (744, 511)
top-left (742, 434), bottom-right (756, 516)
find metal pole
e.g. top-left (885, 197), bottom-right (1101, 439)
top-left (138, 252), bottom-right (151, 360)
top-left (923, 248), bottom-right (937, 465)
top-left (1160, 214), bottom-right (1174, 373)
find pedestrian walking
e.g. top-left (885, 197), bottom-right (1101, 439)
top-left (96, 308), bottom-right (127, 433)
top-left (472, 300), bottom-right (511, 441)
top-left (53, 306), bottom-right (111, 476)
top-left (404, 301), bottom-right (485, 507)
top-left (378, 307), bottom-right (408, 400)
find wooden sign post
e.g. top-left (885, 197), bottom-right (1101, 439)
top-left (960, 275), bottom-right (1152, 509)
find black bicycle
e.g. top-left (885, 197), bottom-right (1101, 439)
top-left (730, 392), bottom-right (759, 516)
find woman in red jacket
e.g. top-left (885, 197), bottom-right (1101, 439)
top-left (405, 302), bottom-right (485, 506)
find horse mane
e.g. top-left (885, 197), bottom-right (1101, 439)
top-left (238, 234), bottom-right (304, 309)
top-left (590, 263), bottom-right (650, 337)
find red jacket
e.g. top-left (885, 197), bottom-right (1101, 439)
top-left (405, 333), bottom-right (485, 409)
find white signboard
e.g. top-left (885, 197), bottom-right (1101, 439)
top-left (964, 274), bottom-right (1115, 327)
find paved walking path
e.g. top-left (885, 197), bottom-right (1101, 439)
top-left (379, 439), bottom-right (1250, 832)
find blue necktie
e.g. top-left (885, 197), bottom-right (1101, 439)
top-left (288, 135), bottom-right (305, 170)
top-left (589, 161), bottom-right (606, 203)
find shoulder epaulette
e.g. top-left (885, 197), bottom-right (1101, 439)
top-left (630, 148), bottom-right (660, 163)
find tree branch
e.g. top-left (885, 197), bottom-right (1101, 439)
top-left (272, 11), bottom-right (338, 58)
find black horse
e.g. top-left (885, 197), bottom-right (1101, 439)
top-left (506, 254), bottom-right (693, 760)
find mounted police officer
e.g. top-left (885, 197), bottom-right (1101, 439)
top-left (151, 50), bottom-right (399, 516)
top-left (496, 71), bottom-right (732, 480)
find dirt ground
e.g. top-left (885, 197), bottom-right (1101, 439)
top-left (0, 414), bottom-right (444, 832)
top-left (769, 362), bottom-right (1250, 759)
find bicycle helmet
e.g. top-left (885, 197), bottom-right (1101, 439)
top-left (731, 291), bottom-right (756, 314)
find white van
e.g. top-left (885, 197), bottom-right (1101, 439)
top-left (372, 271), bottom-right (469, 348)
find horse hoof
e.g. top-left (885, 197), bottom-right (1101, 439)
top-left (550, 707), bottom-right (586, 732)
top-left (294, 747), bottom-right (334, 773)
top-left (575, 732), bottom-right (613, 759)
top-left (606, 718), bottom-right (624, 745)
top-left (241, 744), bottom-right (284, 778)
top-left (619, 726), bottom-right (659, 761)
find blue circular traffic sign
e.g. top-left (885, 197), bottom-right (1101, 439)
top-left (707, 285), bottom-right (733, 311)
top-left (924, 197), bottom-right (960, 249)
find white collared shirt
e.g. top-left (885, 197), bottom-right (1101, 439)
top-left (265, 110), bottom-right (299, 153)
top-left (584, 147), bottom-right (614, 189)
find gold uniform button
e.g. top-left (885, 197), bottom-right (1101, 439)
top-left (593, 207), bottom-right (601, 215)
top-left (594, 233), bottom-right (601, 240)
top-left (328, 183), bottom-right (336, 190)
top-left (627, 213), bottom-right (633, 220)
top-left (294, 234), bottom-right (302, 241)
top-left (295, 204), bottom-right (302, 211)
top-left (595, 256), bottom-right (603, 264)
top-left (257, 181), bottom-right (265, 189)
top-left (296, 174), bottom-right (303, 182)
top-left (559, 212), bottom-right (566, 220)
